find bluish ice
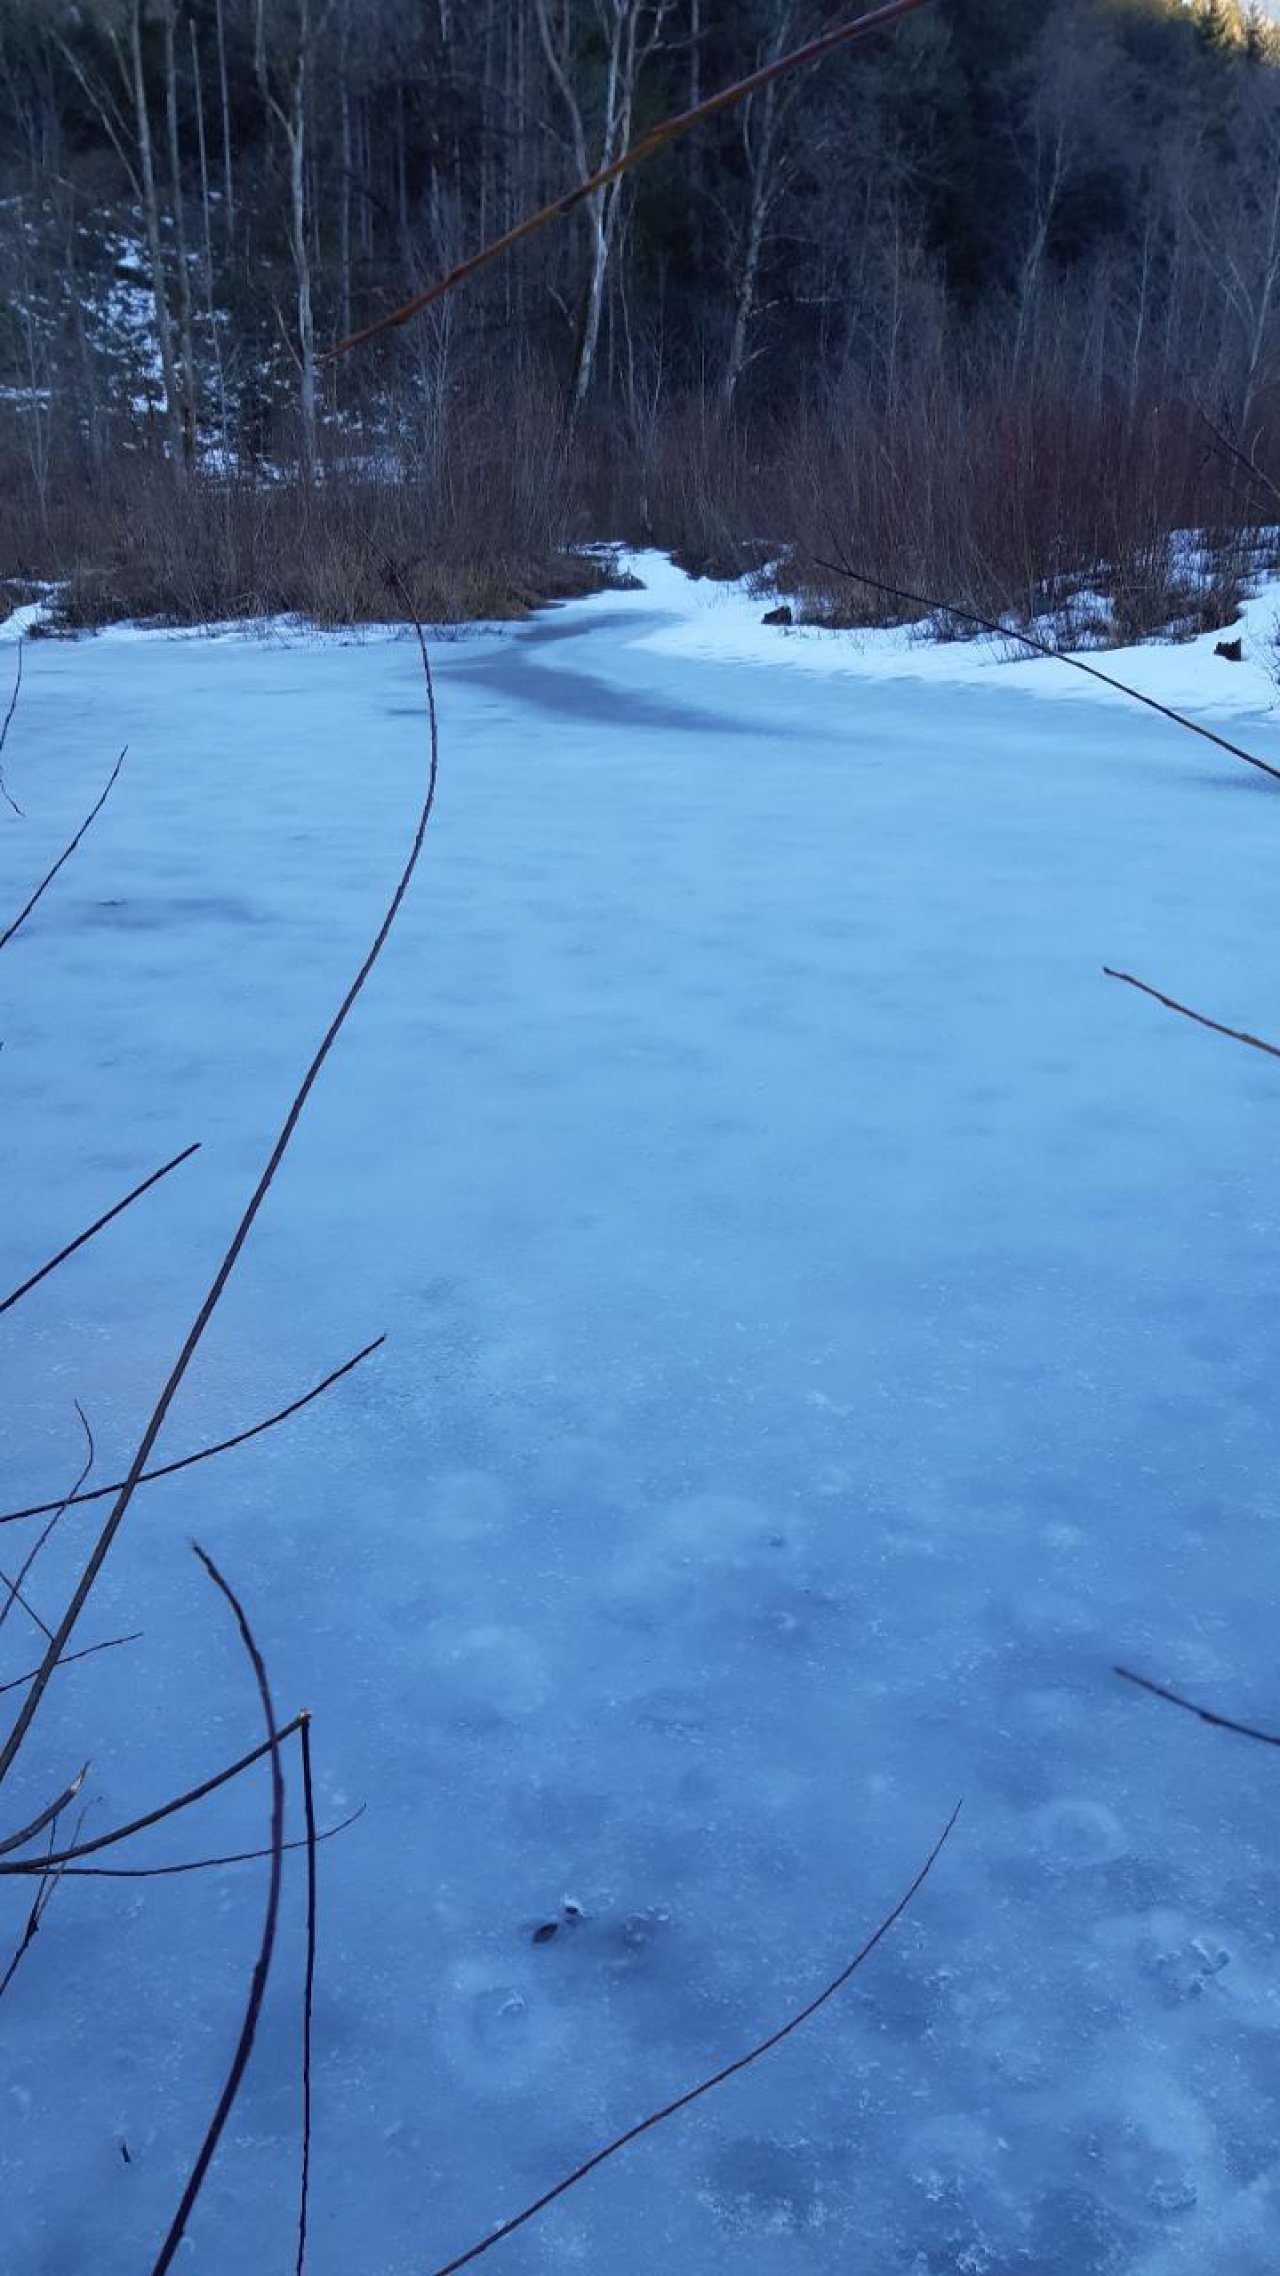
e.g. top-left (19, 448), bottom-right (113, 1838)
top-left (2, 562), bottom-right (1280, 2274)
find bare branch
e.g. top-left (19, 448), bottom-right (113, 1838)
top-left (0, 1568), bottom-right (51, 1641)
top-left (0, 1806), bottom-right (79, 2003)
top-left (0, 1764), bottom-right (88, 1860)
top-left (0, 1144), bottom-right (201, 1321)
top-left (1194, 401), bottom-right (1280, 518)
top-left (327, 0), bottom-right (935, 359)
top-left (0, 1404), bottom-right (95, 1640)
top-left (0, 641), bottom-right (23, 817)
top-left (0, 1632), bottom-right (143, 1701)
top-left (47, 1803), bottom-right (363, 1882)
top-left (816, 560), bottom-right (1280, 790)
top-left (149, 1546), bottom-right (285, 2275)
top-left (0, 746), bottom-right (127, 955)
top-left (1102, 967), bottom-right (1280, 1061)
top-left (297, 1712), bottom-right (318, 2276)
top-left (0, 1338), bottom-right (386, 1528)
top-left (427, 1804), bottom-right (962, 2276)
top-left (1116, 1665), bottom-right (1280, 1748)
top-left (0, 581), bottom-right (439, 1791)
top-left (0, 1714), bottom-right (306, 1875)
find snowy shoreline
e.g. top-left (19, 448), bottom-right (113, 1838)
top-left (5, 546), bottom-right (1274, 741)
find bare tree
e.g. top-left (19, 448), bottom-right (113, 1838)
top-left (531, 0), bottom-right (671, 412)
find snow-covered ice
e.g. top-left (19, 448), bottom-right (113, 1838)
top-left (3, 559), bottom-right (1280, 2273)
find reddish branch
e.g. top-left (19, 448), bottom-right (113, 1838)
top-left (327, 0), bottom-right (935, 361)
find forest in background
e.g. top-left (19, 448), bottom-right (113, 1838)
top-left (3, 0), bottom-right (1280, 631)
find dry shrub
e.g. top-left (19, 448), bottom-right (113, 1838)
top-left (2, 376), bottom-right (605, 631)
top-left (4, 364), bottom-right (1275, 643)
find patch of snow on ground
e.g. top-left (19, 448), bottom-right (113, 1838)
top-left (617, 548), bottom-right (1279, 727)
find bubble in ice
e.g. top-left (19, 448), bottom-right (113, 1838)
top-left (424, 1620), bottom-right (551, 1719)
top-left (701, 2138), bottom-right (825, 2236)
top-left (1031, 1797), bottom-right (1128, 1869)
top-left (438, 1960), bottom-right (570, 2092)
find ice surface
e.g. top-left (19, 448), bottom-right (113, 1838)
top-left (2, 561), bottom-right (1280, 2272)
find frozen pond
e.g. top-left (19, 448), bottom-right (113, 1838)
top-left (3, 561), bottom-right (1280, 2273)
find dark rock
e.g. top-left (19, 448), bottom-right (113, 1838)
top-left (1215, 637), bottom-right (1244, 662)
top-left (762, 604), bottom-right (793, 627)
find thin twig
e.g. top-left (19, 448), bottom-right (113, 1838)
top-left (327, 0), bottom-right (934, 360)
top-left (0, 1714), bottom-right (306, 1875)
top-left (0, 1764), bottom-right (89, 1860)
top-left (47, 1804), bottom-right (364, 1881)
top-left (0, 745), bottom-right (127, 953)
top-left (0, 1808), bottom-right (73, 2003)
top-left (0, 1144), bottom-right (201, 1321)
top-left (0, 1404), bottom-right (95, 1639)
top-left (1102, 967), bottom-right (1280, 1061)
top-left (0, 1569), bottom-right (50, 1641)
top-left (427, 1805), bottom-right (962, 2276)
top-left (1116, 1665), bottom-right (1280, 1748)
top-left (0, 597), bottom-right (438, 1789)
top-left (1194, 401), bottom-right (1280, 518)
top-left (816, 558), bottom-right (1280, 789)
top-left (297, 1712), bottom-right (318, 2276)
top-left (0, 1631), bottom-right (142, 1700)
top-left (0, 1338), bottom-right (386, 1528)
top-left (149, 1545), bottom-right (286, 2276)
top-left (0, 641), bottom-right (23, 817)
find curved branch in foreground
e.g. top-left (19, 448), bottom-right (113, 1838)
top-left (427, 1805), bottom-right (961, 2276)
top-left (149, 1546), bottom-right (285, 2276)
top-left (0, 641), bottom-right (23, 817)
top-left (0, 1143), bottom-right (201, 1321)
top-left (1102, 968), bottom-right (1280, 1062)
top-left (0, 1337), bottom-right (386, 1527)
top-left (327, 0), bottom-right (934, 360)
top-left (297, 1712), bottom-right (319, 2276)
top-left (816, 558), bottom-right (1280, 789)
top-left (0, 598), bottom-right (439, 1789)
top-left (1116, 1665), bottom-right (1280, 1749)
top-left (0, 744), bottom-right (126, 952)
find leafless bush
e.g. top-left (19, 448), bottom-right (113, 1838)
top-left (0, 371), bottom-right (605, 631)
top-left (593, 375), bottom-right (1274, 649)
